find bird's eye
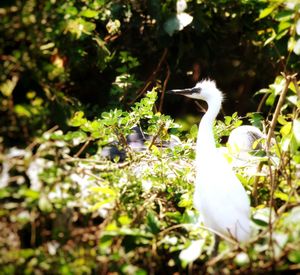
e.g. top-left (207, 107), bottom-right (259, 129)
top-left (191, 87), bottom-right (201, 93)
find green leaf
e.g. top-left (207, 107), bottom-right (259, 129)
top-left (258, 5), bottom-right (278, 20)
top-left (278, 21), bottom-right (291, 33)
top-left (14, 105), bottom-right (31, 117)
top-left (288, 37), bottom-right (296, 52)
top-left (64, 130), bottom-right (87, 145)
top-left (264, 29), bottom-right (276, 46)
top-left (274, 190), bottom-right (290, 202)
top-left (118, 215), bottom-right (132, 226)
top-left (280, 122), bottom-right (292, 136)
top-left (252, 207), bottom-right (274, 227)
top-left (146, 211), bottom-right (160, 234)
top-left (80, 9), bottom-right (99, 18)
top-left (189, 124), bottom-right (198, 139)
top-left (252, 218), bottom-right (268, 227)
top-left (178, 193), bottom-right (192, 208)
top-left (66, 6), bottom-right (78, 16)
top-left (274, 10), bottom-right (294, 22)
top-left (281, 133), bottom-right (298, 152)
top-left (22, 189), bottom-right (40, 200)
top-left (0, 76), bottom-right (18, 97)
top-left (288, 251), bottom-right (300, 263)
top-left (277, 115), bottom-right (288, 125)
top-left (224, 115), bottom-right (232, 125)
top-left (69, 111), bottom-right (87, 127)
top-left (255, 88), bottom-right (271, 95)
top-left (90, 199), bottom-right (115, 211)
top-left (80, 18), bottom-right (96, 33)
top-left (66, 18), bottom-right (96, 37)
top-left (89, 186), bottom-right (116, 196)
top-left (266, 93), bottom-right (276, 106)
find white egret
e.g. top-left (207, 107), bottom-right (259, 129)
top-left (227, 125), bottom-right (266, 170)
top-left (167, 79), bottom-right (251, 242)
top-left (228, 125), bottom-right (265, 156)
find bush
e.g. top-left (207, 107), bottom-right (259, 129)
top-left (1, 0), bottom-right (300, 273)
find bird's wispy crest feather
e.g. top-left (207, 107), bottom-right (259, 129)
top-left (196, 78), bottom-right (224, 102)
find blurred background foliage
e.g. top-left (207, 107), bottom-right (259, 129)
top-left (2, 0), bottom-right (300, 145)
top-left (1, 0), bottom-right (300, 274)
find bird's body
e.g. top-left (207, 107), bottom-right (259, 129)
top-left (194, 149), bottom-right (250, 241)
top-left (227, 125), bottom-right (266, 170)
top-left (228, 125), bottom-right (265, 155)
top-left (168, 80), bottom-right (251, 242)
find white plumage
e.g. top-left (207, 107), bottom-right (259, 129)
top-left (168, 80), bottom-right (251, 242)
top-left (228, 125), bottom-right (265, 155)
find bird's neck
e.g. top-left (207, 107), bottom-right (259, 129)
top-left (196, 98), bottom-right (221, 164)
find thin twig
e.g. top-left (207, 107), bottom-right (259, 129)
top-left (158, 62), bottom-right (170, 112)
top-left (26, 125), bottom-right (59, 151)
top-left (257, 92), bottom-right (269, 113)
top-left (267, 156), bottom-right (276, 270)
top-left (266, 73), bottom-right (296, 148)
top-left (264, 74), bottom-right (299, 270)
top-left (82, 170), bottom-right (106, 183)
top-left (130, 48), bottom-right (168, 104)
top-left (253, 74), bottom-right (296, 204)
top-left (158, 223), bottom-right (237, 245)
top-left (148, 123), bottom-right (165, 150)
top-left (62, 156), bottom-right (109, 164)
top-left (63, 156), bottom-right (131, 170)
top-left (252, 161), bottom-right (263, 205)
top-left (74, 138), bottom-right (91, 158)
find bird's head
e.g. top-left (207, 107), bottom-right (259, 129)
top-left (167, 79), bottom-right (223, 103)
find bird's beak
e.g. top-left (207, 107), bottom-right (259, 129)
top-left (166, 87), bottom-right (201, 96)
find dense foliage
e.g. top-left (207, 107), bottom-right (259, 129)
top-left (1, 0), bottom-right (300, 274)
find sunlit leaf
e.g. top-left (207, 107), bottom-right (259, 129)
top-left (258, 5), bottom-right (278, 20)
top-left (0, 76), bottom-right (18, 97)
top-left (252, 207), bottom-right (275, 227)
top-left (277, 115), bottom-right (288, 125)
top-left (69, 111), bottom-right (87, 127)
top-left (80, 9), bottom-right (98, 18)
top-left (89, 186), bottom-right (116, 196)
top-left (118, 215), bottom-right (132, 225)
top-left (14, 105), bottom-right (31, 117)
top-left (264, 29), bottom-right (276, 46)
top-left (293, 119), bottom-right (300, 143)
top-left (280, 122), bottom-right (292, 136)
top-left (288, 36), bottom-right (296, 52)
top-left (296, 19), bottom-right (300, 35)
top-left (286, 95), bottom-right (299, 107)
top-left (293, 39), bottom-right (300, 55)
top-left (266, 93), bottom-right (276, 106)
